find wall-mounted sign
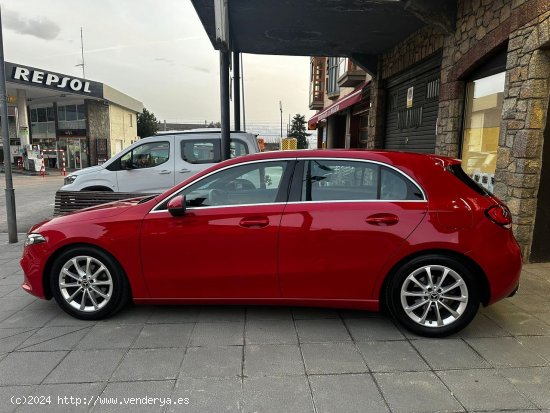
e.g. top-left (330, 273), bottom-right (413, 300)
top-left (7, 95), bottom-right (17, 104)
top-left (406, 86), bottom-right (414, 108)
top-left (58, 129), bottom-right (87, 137)
top-left (5, 62), bottom-right (103, 99)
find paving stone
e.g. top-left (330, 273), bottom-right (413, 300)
top-left (438, 368), bottom-right (535, 411)
top-left (0, 328), bottom-right (37, 354)
top-left (16, 326), bottom-right (91, 352)
top-left (245, 318), bottom-right (298, 344)
top-left (0, 351), bottom-right (67, 385)
top-left (301, 342), bottom-right (367, 374)
top-left (189, 322), bottom-right (244, 347)
top-left (309, 373), bottom-right (388, 413)
top-left (76, 324), bottom-right (142, 350)
top-left (180, 346), bottom-right (242, 378)
top-left (44, 312), bottom-right (98, 328)
top-left (197, 306), bottom-right (245, 323)
top-left (291, 307), bottom-right (339, 319)
top-left (244, 344), bottom-right (304, 377)
top-left (246, 306), bottom-right (293, 321)
top-left (170, 377), bottom-right (241, 413)
top-left (100, 305), bottom-right (154, 324)
top-left (499, 367), bottom-right (550, 409)
top-left (358, 340), bottom-right (429, 372)
top-left (147, 306), bottom-right (200, 324)
top-left (452, 313), bottom-right (510, 338)
top-left (509, 293), bottom-right (550, 314)
top-left (111, 348), bottom-right (184, 381)
top-left (0, 385), bottom-right (36, 413)
top-left (0, 310), bottom-right (59, 329)
top-left (44, 349), bottom-right (125, 383)
top-left (243, 376), bottom-right (314, 413)
top-left (133, 323), bottom-right (193, 348)
top-left (94, 380), bottom-right (174, 413)
top-left (516, 336), bottom-right (550, 362)
top-left (295, 319), bottom-right (351, 342)
top-left (17, 382), bottom-right (103, 412)
top-left (375, 371), bottom-right (463, 413)
top-left (412, 339), bottom-right (491, 370)
top-left (466, 337), bottom-right (547, 367)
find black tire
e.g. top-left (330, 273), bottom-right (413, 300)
top-left (50, 246), bottom-right (130, 320)
top-left (385, 254), bottom-right (480, 337)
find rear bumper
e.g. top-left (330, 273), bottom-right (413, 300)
top-left (466, 229), bottom-right (522, 305)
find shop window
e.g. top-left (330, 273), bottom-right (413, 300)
top-left (461, 71), bottom-right (505, 183)
top-left (58, 104), bottom-right (86, 130)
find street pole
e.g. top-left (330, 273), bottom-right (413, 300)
top-left (232, 51), bottom-right (241, 131)
top-left (0, 9), bottom-right (18, 243)
top-left (220, 50), bottom-right (231, 161)
top-left (279, 101), bottom-right (283, 139)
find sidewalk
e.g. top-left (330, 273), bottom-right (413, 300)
top-left (0, 234), bottom-right (549, 412)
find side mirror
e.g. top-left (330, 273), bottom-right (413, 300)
top-left (167, 195), bottom-right (186, 217)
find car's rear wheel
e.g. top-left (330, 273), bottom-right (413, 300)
top-left (386, 254), bottom-right (480, 337)
top-left (50, 247), bottom-right (129, 320)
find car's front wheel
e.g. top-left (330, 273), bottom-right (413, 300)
top-left (386, 254), bottom-right (480, 337)
top-left (50, 246), bottom-right (129, 320)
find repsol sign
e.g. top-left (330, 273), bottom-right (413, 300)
top-left (6, 62), bottom-right (103, 98)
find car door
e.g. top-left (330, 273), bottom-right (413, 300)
top-left (140, 159), bottom-right (294, 299)
top-left (116, 138), bottom-right (174, 193)
top-left (278, 158), bottom-right (428, 300)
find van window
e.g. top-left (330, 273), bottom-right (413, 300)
top-left (120, 141), bottom-right (170, 169)
top-left (181, 138), bottom-right (249, 164)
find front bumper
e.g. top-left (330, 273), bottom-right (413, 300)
top-left (20, 243), bottom-right (50, 299)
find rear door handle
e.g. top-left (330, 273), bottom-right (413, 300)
top-left (179, 169), bottom-right (191, 173)
top-left (366, 213), bottom-right (399, 226)
top-left (239, 217), bottom-right (269, 228)
top-left (158, 170), bottom-right (171, 175)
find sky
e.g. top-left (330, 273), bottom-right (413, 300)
top-left (1, 0), bottom-right (315, 130)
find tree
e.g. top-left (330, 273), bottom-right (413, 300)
top-left (288, 114), bottom-right (310, 149)
top-left (137, 108), bottom-right (159, 138)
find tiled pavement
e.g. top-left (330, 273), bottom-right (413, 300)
top-left (1, 234), bottom-right (550, 412)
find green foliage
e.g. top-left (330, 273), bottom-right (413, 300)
top-left (288, 114), bottom-right (310, 149)
top-left (137, 108), bottom-right (159, 138)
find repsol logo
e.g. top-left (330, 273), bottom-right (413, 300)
top-left (12, 67), bottom-right (92, 93)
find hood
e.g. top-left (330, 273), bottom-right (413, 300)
top-left (35, 196), bottom-right (152, 230)
top-left (67, 165), bottom-right (105, 177)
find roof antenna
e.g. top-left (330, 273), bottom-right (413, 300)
top-left (75, 27), bottom-right (85, 78)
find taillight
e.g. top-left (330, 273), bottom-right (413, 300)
top-left (485, 204), bottom-right (512, 227)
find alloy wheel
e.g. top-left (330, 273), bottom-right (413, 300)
top-left (58, 256), bottom-right (113, 312)
top-left (399, 264), bottom-right (469, 328)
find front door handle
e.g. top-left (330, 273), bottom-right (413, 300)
top-left (158, 170), bottom-right (171, 175)
top-left (239, 217), bottom-right (269, 228)
top-left (366, 213), bottom-right (399, 226)
top-left (179, 169), bottom-right (191, 173)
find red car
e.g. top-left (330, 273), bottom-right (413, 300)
top-left (21, 150), bottom-right (521, 337)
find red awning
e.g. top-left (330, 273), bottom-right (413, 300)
top-left (308, 81), bottom-right (368, 129)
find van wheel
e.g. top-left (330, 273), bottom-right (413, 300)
top-left (50, 247), bottom-right (129, 320)
top-left (386, 254), bottom-right (480, 337)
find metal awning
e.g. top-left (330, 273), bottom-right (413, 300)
top-left (191, 0), bottom-right (456, 73)
top-left (308, 81), bottom-right (369, 129)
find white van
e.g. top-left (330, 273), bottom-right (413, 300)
top-left (60, 130), bottom-right (260, 193)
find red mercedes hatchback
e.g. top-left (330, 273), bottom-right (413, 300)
top-left (21, 150), bottom-right (522, 337)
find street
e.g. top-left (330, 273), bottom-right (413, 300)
top-left (0, 173), bottom-right (64, 234)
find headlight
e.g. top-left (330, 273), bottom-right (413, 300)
top-left (64, 175), bottom-right (77, 185)
top-left (25, 233), bottom-right (46, 246)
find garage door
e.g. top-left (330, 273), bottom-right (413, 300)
top-left (385, 54), bottom-right (442, 153)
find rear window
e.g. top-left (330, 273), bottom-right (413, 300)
top-left (449, 164), bottom-right (490, 195)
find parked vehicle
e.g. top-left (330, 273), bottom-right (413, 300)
top-left (60, 129), bottom-right (260, 193)
top-left (21, 150), bottom-right (522, 337)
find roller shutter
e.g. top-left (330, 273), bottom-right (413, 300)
top-left (384, 54), bottom-right (442, 153)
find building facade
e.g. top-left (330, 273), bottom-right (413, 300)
top-left (308, 0), bottom-right (550, 262)
top-left (1, 62), bottom-right (143, 170)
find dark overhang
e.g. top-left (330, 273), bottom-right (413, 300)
top-left (191, 0), bottom-right (456, 74)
